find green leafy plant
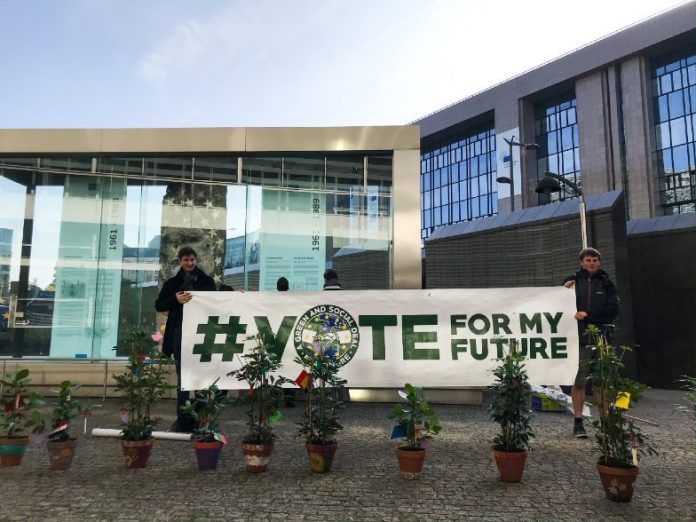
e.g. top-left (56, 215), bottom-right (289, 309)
top-left (0, 369), bottom-right (44, 438)
top-left (488, 344), bottom-right (534, 452)
top-left (113, 329), bottom-right (174, 441)
top-left (389, 383), bottom-right (441, 450)
top-left (47, 380), bottom-right (84, 442)
top-left (674, 375), bottom-right (696, 442)
top-left (181, 378), bottom-right (229, 443)
top-left (228, 333), bottom-right (290, 445)
top-left (295, 337), bottom-right (347, 445)
top-left (587, 326), bottom-right (657, 467)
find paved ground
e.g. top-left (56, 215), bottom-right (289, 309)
top-left (0, 388), bottom-right (693, 521)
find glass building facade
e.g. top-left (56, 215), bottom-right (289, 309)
top-left (652, 49), bottom-right (696, 215)
top-left (420, 125), bottom-right (497, 241)
top-left (535, 93), bottom-right (580, 202)
top-left (0, 151), bottom-right (395, 358)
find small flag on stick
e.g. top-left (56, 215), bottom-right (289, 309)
top-left (389, 423), bottom-right (407, 439)
top-left (294, 370), bottom-right (311, 389)
top-left (50, 422), bottom-right (69, 436)
top-left (615, 392), bottom-right (631, 410)
top-left (268, 410), bottom-right (283, 425)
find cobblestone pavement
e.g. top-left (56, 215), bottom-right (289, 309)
top-left (0, 388), bottom-right (693, 521)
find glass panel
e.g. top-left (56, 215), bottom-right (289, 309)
top-left (329, 155), bottom-right (366, 191)
top-left (670, 118), bottom-right (687, 146)
top-left (366, 155), bottom-right (393, 195)
top-left (668, 91), bottom-right (685, 119)
top-left (562, 149), bottom-right (575, 175)
top-left (440, 168), bottom-right (448, 186)
top-left (656, 96), bottom-right (669, 122)
top-left (660, 74), bottom-right (673, 94)
top-left (673, 70), bottom-right (683, 90)
top-left (243, 157), bottom-right (281, 186)
top-left (42, 157), bottom-right (94, 172)
top-left (282, 156), bottom-right (324, 190)
top-left (672, 145), bottom-right (689, 173)
top-left (194, 157), bottom-right (237, 183)
top-left (656, 122), bottom-right (672, 149)
top-left (145, 157), bottom-right (192, 179)
top-left (2, 149), bottom-right (398, 357)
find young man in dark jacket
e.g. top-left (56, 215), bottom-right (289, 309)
top-left (155, 246), bottom-right (216, 432)
top-left (563, 247), bottom-right (619, 438)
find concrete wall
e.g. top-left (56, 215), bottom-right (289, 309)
top-left (424, 193), bottom-right (635, 351)
top-left (629, 226), bottom-right (696, 387)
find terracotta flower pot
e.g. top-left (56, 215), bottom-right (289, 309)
top-left (0, 437), bottom-right (29, 467)
top-left (395, 447), bottom-right (426, 480)
top-left (192, 440), bottom-right (224, 471)
top-left (122, 438), bottom-right (154, 469)
top-left (305, 441), bottom-right (337, 473)
top-left (242, 443), bottom-right (273, 473)
top-left (493, 449), bottom-right (528, 483)
top-left (47, 438), bottom-right (78, 471)
top-left (596, 462), bottom-right (640, 502)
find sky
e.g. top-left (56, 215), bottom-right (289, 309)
top-left (0, 0), bottom-right (689, 129)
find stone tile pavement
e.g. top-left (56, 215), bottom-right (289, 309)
top-left (0, 388), bottom-right (693, 521)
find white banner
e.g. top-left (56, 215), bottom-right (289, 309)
top-left (181, 288), bottom-right (579, 390)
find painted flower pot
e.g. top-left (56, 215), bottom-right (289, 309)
top-left (597, 463), bottom-right (639, 502)
top-left (493, 450), bottom-right (527, 483)
top-left (122, 438), bottom-right (154, 469)
top-left (47, 438), bottom-right (78, 471)
top-left (306, 441), bottom-right (337, 473)
top-left (0, 437), bottom-right (29, 467)
top-left (193, 440), bottom-right (224, 471)
top-left (242, 443), bottom-right (273, 473)
top-left (396, 447), bottom-right (426, 480)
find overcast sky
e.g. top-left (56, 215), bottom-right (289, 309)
top-left (0, 0), bottom-right (688, 128)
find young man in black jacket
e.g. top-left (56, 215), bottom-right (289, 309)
top-left (563, 247), bottom-right (619, 438)
top-left (155, 246), bottom-right (216, 432)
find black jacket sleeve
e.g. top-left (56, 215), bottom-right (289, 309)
top-left (155, 278), bottom-right (180, 313)
top-left (594, 277), bottom-right (619, 324)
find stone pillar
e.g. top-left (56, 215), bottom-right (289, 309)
top-left (620, 56), bottom-right (659, 219)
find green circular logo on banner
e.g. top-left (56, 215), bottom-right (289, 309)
top-left (293, 304), bottom-right (360, 367)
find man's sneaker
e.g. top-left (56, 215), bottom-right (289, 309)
top-left (573, 423), bottom-right (588, 438)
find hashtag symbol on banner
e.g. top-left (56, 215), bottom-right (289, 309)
top-left (192, 316), bottom-right (247, 362)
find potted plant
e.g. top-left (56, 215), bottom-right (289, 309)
top-left (181, 378), bottom-right (229, 471)
top-left (228, 332), bottom-right (289, 473)
top-left (44, 380), bottom-right (84, 470)
top-left (588, 326), bottom-right (657, 502)
top-left (295, 336), bottom-right (347, 473)
top-left (488, 343), bottom-right (534, 483)
top-left (0, 368), bottom-right (44, 466)
top-left (389, 383), bottom-right (441, 479)
top-left (113, 329), bottom-right (174, 469)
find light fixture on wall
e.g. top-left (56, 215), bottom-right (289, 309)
top-left (496, 137), bottom-right (538, 212)
top-left (535, 171), bottom-right (588, 249)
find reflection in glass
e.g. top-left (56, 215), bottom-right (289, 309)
top-left (653, 49), bottom-right (696, 214)
top-left (0, 150), bottom-right (394, 358)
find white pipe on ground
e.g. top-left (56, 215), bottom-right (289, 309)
top-left (91, 428), bottom-right (192, 442)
